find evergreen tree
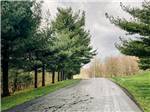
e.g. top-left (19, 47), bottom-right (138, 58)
top-left (51, 8), bottom-right (96, 79)
top-left (106, 1), bottom-right (150, 70)
top-left (1, 1), bottom-right (42, 96)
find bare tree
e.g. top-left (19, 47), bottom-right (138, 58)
top-left (80, 56), bottom-right (139, 78)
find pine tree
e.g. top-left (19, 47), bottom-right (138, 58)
top-left (1, 1), bottom-right (42, 96)
top-left (106, 1), bottom-right (150, 70)
top-left (51, 7), bottom-right (96, 79)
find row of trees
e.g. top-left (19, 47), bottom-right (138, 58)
top-left (81, 56), bottom-right (139, 78)
top-left (1, 1), bottom-right (96, 96)
top-left (106, 1), bottom-right (150, 70)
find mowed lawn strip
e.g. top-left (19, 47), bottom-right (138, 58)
top-left (1, 79), bottom-right (81, 111)
top-left (112, 72), bottom-right (150, 112)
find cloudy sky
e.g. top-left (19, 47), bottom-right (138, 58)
top-left (42, 0), bottom-right (143, 59)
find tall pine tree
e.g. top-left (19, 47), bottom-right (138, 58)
top-left (106, 1), bottom-right (150, 70)
top-left (51, 7), bottom-right (96, 79)
top-left (1, 1), bottom-right (42, 96)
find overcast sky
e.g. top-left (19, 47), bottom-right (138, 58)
top-left (42, 0), bottom-right (143, 59)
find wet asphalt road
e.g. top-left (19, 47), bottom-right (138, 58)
top-left (6, 78), bottom-right (142, 112)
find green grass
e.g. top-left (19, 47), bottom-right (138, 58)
top-left (112, 71), bottom-right (150, 112)
top-left (1, 79), bottom-right (80, 111)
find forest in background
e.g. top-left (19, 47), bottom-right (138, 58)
top-left (80, 56), bottom-right (139, 78)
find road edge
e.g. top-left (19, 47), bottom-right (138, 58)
top-left (110, 79), bottom-right (144, 112)
top-left (2, 79), bottom-right (81, 112)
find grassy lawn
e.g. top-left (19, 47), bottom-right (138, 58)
top-left (1, 79), bottom-right (80, 111)
top-left (112, 71), bottom-right (150, 112)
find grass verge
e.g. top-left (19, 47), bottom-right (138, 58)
top-left (112, 71), bottom-right (150, 112)
top-left (1, 79), bottom-right (80, 111)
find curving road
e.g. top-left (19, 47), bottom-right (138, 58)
top-left (6, 78), bottom-right (142, 112)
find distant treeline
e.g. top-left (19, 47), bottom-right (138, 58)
top-left (81, 56), bottom-right (139, 78)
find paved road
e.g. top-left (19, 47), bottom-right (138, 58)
top-left (6, 78), bottom-right (142, 112)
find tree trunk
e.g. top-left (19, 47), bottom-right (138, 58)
top-left (52, 71), bottom-right (55, 83)
top-left (42, 65), bottom-right (45, 86)
top-left (58, 72), bottom-right (60, 82)
top-left (2, 42), bottom-right (10, 97)
top-left (34, 65), bottom-right (38, 88)
top-left (63, 71), bottom-right (65, 80)
top-left (68, 75), bottom-right (73, 79)
top-left (13, 73), bottom-right (18, 92)
top-left (60, 71), bottom-right (62, 81)
top-left (61, 71), bottom-right (63, 81)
